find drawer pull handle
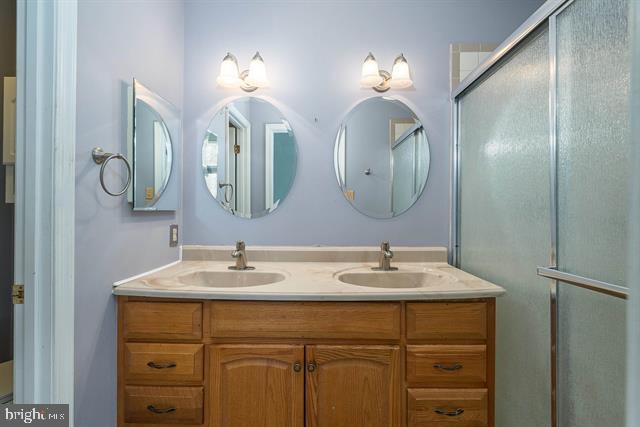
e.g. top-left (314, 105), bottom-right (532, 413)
top-left (434, 407), bottom-right (465, 417)
top-left (147, 405), bottom-right (176, 414)
top-left (433, 363), bottom-right (463, 372)
top-left (147, 361), bottom-right (177, 369)
top-left (307, 362), bottom-right (317, 372)
top-left (293, 362), bottom-right (302, 372)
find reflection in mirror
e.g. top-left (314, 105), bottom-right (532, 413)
top-left (202, 97), bottom-right (297, 218)
top-left (334, 97), bottom-right (430, 218)
top-left (128, 79), bottom-right (181, 211)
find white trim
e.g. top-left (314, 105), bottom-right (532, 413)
top-left (14, 0), bottom-right (76, 421)
top-left (227, 105), bottom-right (251, 217)
top-left (264, 123), bottom-right (289, 211)
top-left (51, 0), bottom-right (77, 413)
top-left (112, 259), bottom-right (182, 287)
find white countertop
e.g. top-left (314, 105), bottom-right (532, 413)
top-left (112, 246), bottom-right (505, 301)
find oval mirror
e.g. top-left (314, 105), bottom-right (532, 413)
top-left (334, 97), bottom-right (430, 218)
top-left (202, 97), bottom-right (298, 218)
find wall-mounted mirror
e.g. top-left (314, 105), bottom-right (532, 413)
top-left (202, 97), bottom-right (297, 218)
top-left (127, 79), bottom-right (181, 211)
top-left (334, 97), bottom-right (430, 218)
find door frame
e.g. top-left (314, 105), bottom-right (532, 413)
top-left (264, 122), bottom-right (289, 211)
top-left (225, 104), bottom-right (251, 216)
top-left (13, 0), bottom-right (76, 420)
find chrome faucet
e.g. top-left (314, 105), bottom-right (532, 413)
top-left (372, 241), bottom-right (398, 271)
top-left (229, 241), bottom-right (255, 270)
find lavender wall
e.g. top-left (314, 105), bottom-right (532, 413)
top-left (75, 1), bottom-right (183, 425)
top-left (182, 0), bottom-right (544, 247)
top-left (73, 0), bottom-right (543, 424)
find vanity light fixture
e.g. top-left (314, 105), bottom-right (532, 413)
top-left (360, 52), bottom-right (413, 92)
top-left (216, 51), bottom-right (270, 92)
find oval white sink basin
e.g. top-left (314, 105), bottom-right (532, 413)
top-left (177, 271), bottom-right (286, 288)
top-left (338, 271), bottom-right (457, 289)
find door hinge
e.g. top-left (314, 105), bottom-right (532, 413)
top-left (234, 144), bottom-right (240, 155)
top-left (12, 283), bottom-right (24, 305)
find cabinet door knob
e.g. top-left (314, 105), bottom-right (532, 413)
top-left (147, 405), bottom-right (177, 414)
top-left (433, 363), bottom-right (463, 372)
top-left (293, 362), bottom-right (302, 372)
top-left (147, 361), bottom-right (177, 369)
top-left (307, 362), bottom-right (317, 372)
top-left (434, 408), bottom-right (465, 417)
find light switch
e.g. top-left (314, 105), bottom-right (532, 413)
top-left (169, 224), bottom-right (179, 247)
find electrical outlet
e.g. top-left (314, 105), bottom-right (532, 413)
top-left (169, 224), bottom-right (179, 247)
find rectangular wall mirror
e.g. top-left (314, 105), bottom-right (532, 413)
top-left (127, 79), bottom-right (181, 211)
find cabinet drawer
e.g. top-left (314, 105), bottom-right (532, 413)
top-left (124, 343), bottom-right (204, 383)
top-left (406, 302), bottom-right (487, 341)
top-left (124, 386), bottom-right (203, 425)
top-left (408, 388), bottom-right (487, 426)
top-left (407, 345), bottom-right (486, 387)
top-left (210, 301), bottom-right (401, 340)
top-left (123, 302), bottom-right (202, 341)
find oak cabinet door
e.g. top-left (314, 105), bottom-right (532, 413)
top-left (210, 344), bottom-right (304, 427)
top-left (306, 345), bottom-right (400, 427)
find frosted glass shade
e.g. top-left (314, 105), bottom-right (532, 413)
top-left (216, 53), bottom-right (241, 87)
top-left (360, 52), bottom-right (383, 87)
top-left (245, 52), bottom-right (270, 88)
top-left (390, 54), bottom-right (413, 89)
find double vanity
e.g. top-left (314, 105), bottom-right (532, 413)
top-left (114, 245), bottom-right (504, 427)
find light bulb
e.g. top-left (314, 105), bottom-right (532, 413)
top-left (216, 52), bottom-right (241, 87)
top-left (245, 52), bottom-right (270, 88)
top-left (360, 52), bottom-right (383, 87)
top-left (389, 53), bottom-right (413, 89)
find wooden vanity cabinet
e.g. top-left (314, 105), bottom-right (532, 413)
top-left (306, 345), bottom-right (400, 427)
top-left (117, 297), bottom-right (495, 427)
top-left (210, 345), bottom-right (304, 427)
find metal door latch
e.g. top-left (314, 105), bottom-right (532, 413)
top-left (12, 283), bottom-right (24, 304)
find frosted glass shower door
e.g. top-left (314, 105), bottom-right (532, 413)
top-left (458, 27), bottom-right (550, 427)
top-left (555, 0), bottom-right (630, 425)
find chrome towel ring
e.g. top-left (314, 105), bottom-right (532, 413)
top-left (92, 147), bottom-right (132, 197)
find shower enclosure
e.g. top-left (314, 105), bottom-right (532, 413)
top-left (452, 0), bottom-right (631, 426)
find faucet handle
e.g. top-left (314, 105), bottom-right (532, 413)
top-left (381, 241), bottom-right (394, 259)
top-left (235, 240), bottom-right (246, 250)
